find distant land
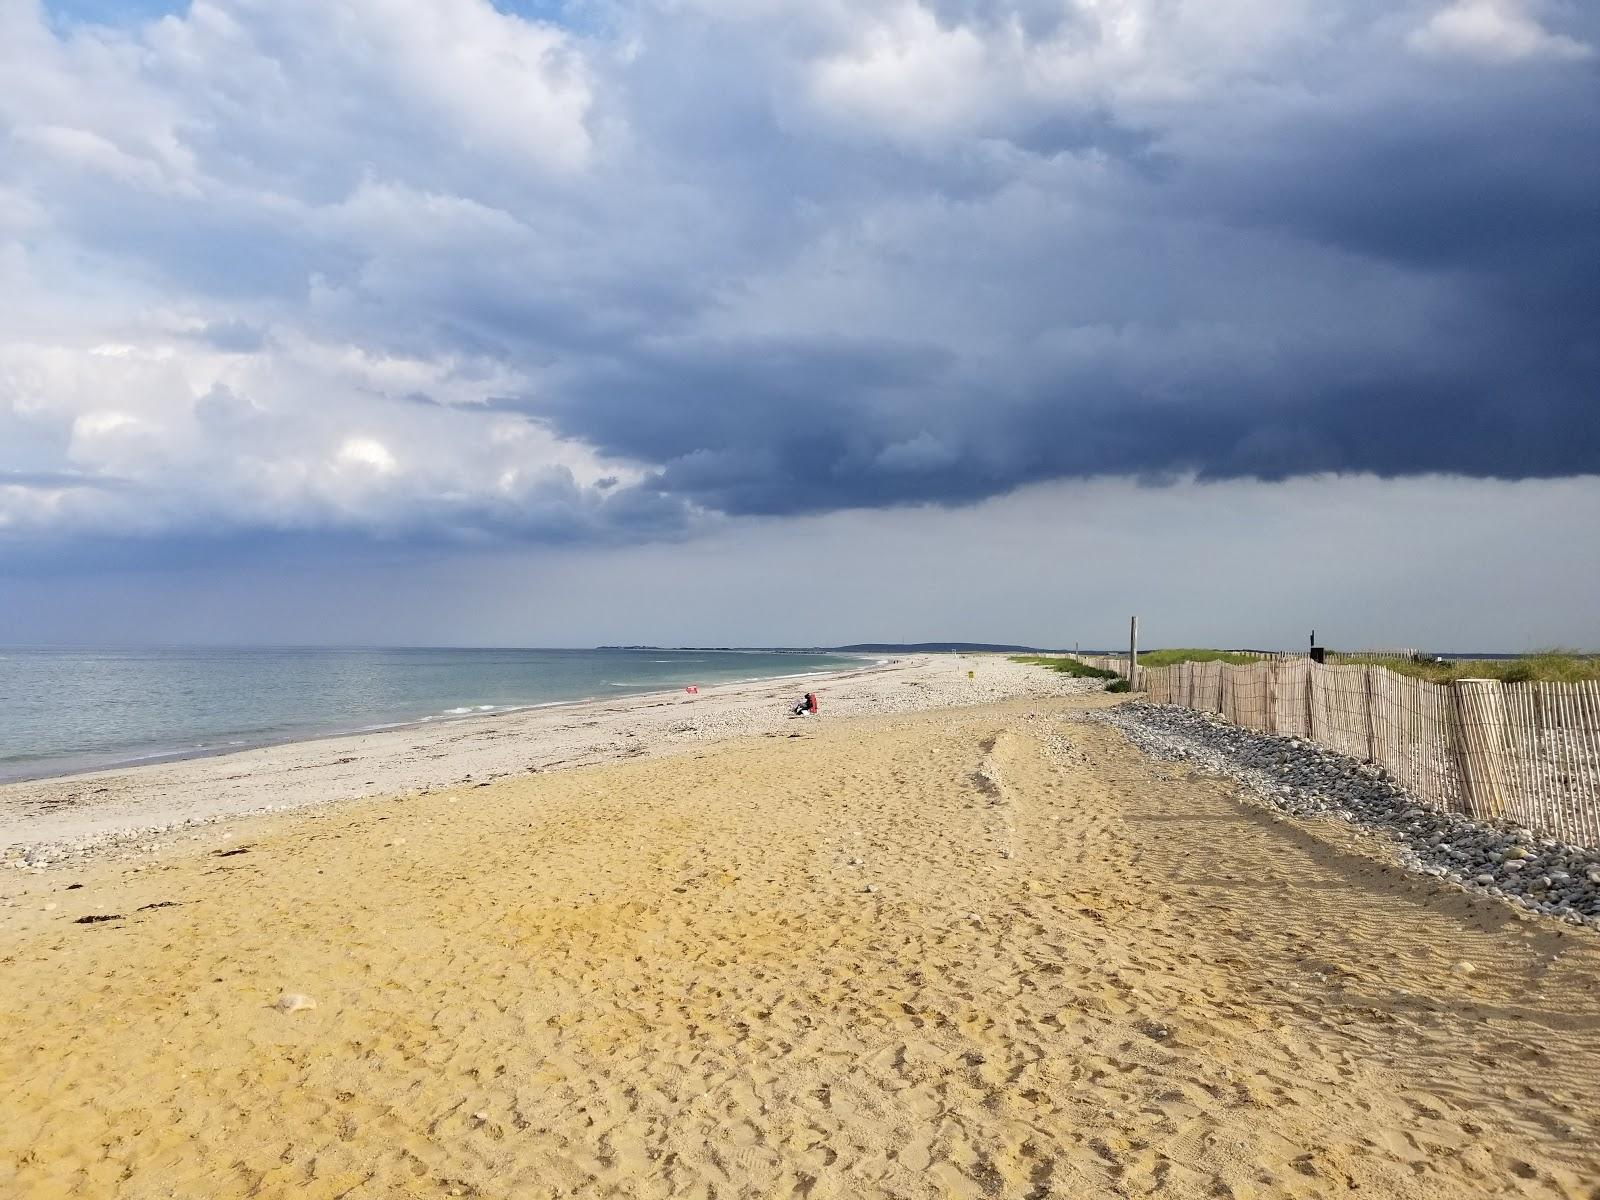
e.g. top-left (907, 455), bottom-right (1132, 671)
top-left (595, 643), bottom-right (1055, 654)
top-left (832, 642), bottom-right (1049, 653)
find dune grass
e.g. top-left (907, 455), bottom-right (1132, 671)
top-left (1018, 649), bottom-right (1600, 686)
top-left (1132, 648), bottom-right (1263, 668)
top-left (1009, 655), bottom-right (1119, 680)
top-left (1336, 651), bottom-right (1600, 685)
top-left (1009, 655), bottom-right (1136, 693)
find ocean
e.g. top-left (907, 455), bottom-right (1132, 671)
top-left (0, 647), bottom-right (865, 783)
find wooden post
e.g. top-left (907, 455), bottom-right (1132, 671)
top-left (1128, 615), bottom-right (1139, 691)
top-left (1363, 667), bottom-right (1377, 763)
top-left (1452, 678), bottom-right (1509, 819)
top-left (1305, 658), bottom-right (1316, 739)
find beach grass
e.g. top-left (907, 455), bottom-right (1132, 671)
top-left (1018, 647), bottom-right (1600, 685)
top-left (1130, 648), bottom-right (1263, 667)
top-left (1008, 655), bottom-right (1119, 680)
top-left (1336, 650), bottom-right (1600, 684)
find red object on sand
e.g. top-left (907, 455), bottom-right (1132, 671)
top-left (685, 686), bottom-right (699, 694)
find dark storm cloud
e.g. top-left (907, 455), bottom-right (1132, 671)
top-left (3, 0), bottom-right (1597, 554)
top-left (546, 323), bottom-right (1594, 519)
top-left (503, 3), bottom-right (1597, 516)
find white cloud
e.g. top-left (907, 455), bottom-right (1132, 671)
top-left (1409, 0), bottom-right (1593, 62)
top-left (809, 4), bottom-right (996, 139)
top-left (11, 123), bottom-right (192, 193)
top-left (336, 436), bottom-right (399, 475)
top-left (794, 0), bottom-right (1327, 144)
top-left (71, 411), bottom-right (141, 439)
top-left (145, 0), bottom-right (596, 175)
top-left (0, 313), bottom-right (648, 543)
top-left (0, 1), bottom-right (644, 546)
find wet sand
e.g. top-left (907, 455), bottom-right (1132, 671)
top-left (2, 695), bottom-right (1598, 1198)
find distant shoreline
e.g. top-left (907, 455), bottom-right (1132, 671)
top-left (0, 660), bottom-right (870, 787)
top-left (0, 654), bottom-right (1102, 862)
top-left (0, 648), bottom-right (873, 787)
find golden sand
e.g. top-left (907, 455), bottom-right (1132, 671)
top-left (3, 697), bottom-right (1598, 1198)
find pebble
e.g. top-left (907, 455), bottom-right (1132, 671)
top-left (1086, 703), bottom-right (1600, 930)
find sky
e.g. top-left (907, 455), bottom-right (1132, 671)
top-left (1, 0), bottom-right (1596, 648)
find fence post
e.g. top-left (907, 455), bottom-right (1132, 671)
top-left (1363, 667), bottom-right (1377, 762)
top-left (1452, 678), bottom-right (1509, 819)
top-left (1128, 615), bottom-right (1139, 691)
top-left (1304, 659), bottom-right (1315, 739)
top-left (1307, 661), bottom-right (1320, 740)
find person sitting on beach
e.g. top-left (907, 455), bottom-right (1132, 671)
top-left (790, 692), bottom-right (819, 717)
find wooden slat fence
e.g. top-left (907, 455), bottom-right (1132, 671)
top-left (1124, 658), bottom-right (1600, 846)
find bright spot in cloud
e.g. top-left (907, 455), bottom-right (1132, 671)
top-left (337, 437), bottom-right (399, 475)
top-left (1409, 0), bottom-right (1594, 62)
top-left (72, 411), bottom-right (139, 437)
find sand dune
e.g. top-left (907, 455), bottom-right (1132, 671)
top-left (2, 696), bottom-right (1597, 1198)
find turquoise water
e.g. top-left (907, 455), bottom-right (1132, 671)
top-left (0, 647), bottom-right (864, 782)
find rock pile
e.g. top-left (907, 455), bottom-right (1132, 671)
top-left (1087, 702), bottom-right (1600, 930)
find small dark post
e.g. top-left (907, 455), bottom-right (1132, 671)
top-left (1129, 615), bottom-right (1139, 690)
top-left (1309, 629), bottom-right (1326, 664)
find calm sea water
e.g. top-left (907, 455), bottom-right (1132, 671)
top-left (0, 647), bottom-right (865, 783)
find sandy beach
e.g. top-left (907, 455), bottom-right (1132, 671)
top-left (3, 668), bottom-right (1599, 1198)
top-left (0, 654), bottom-right (1084, 861)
